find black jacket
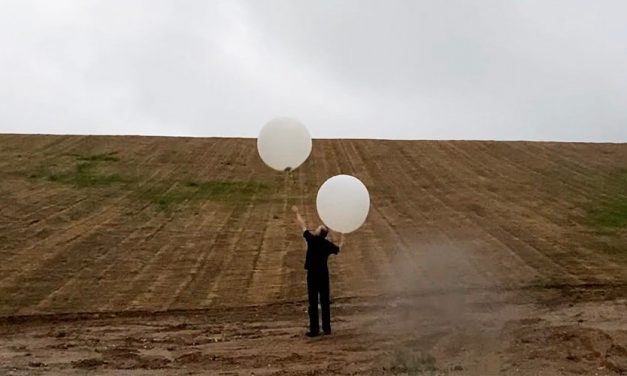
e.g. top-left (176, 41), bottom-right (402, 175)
top-left (303, 230), bottom-right (340, 272)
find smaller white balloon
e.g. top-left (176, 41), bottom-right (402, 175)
top-left (316, 175), bottom-right (370, 233)
top-left (257, 118), bottom-right (312, 172)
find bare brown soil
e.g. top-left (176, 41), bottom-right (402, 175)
top-left (0, 135), bottom-right (626, 375)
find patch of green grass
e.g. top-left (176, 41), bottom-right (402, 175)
top-left (49, 162), bottom-right (127, 187)
top-left (583, 170), bottom-right (627, 230)
top-left (139, 185), bottom-right (185, 211)
top-left (26, 162), bottom-right (127, 188)
top-left (580, 171), bottom-right (627, 264)
top-left (388, 350), bottom-right (438, 375)
top-left (24, 150), bottom-right (124, 187)
top-left (74, 151), bottom-right (120, 162)
top-left (191, 180), bottom-right (268, 197)
top-left (140, 180), bottom-right (271, 211)
top-left (22, 154), bottom-right (273, 210)
top-left (589, 200), bottom-right (627, 228)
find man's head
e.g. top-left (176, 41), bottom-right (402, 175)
top-left (312, 225), bottom-right (329, 238)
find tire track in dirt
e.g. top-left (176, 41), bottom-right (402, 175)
top-left (380, 143), bottom-right (552, 298)
top-left (197, 145), bottom-right (280, 306)
top-left (339, 140), bottom-right (392, 290)
top-left (403, 142), bottom-right (577, 285)
top-left (162, 142), bottom-right (261, 309)
top-left (510, 143), bottom-right (627, 222)
top-left (160, 139), bottom-right (244, 310)
top-left (106, 139), bottom-right (244, 311)
top-left (163, 205), bottom-right (237, 309)
top-left (385, 142), bottom-right (538, 285)
top-left (24, 134), bottom-right (83, 158)
top-left (436, 142), bottom-right (585, 265)
top-left (0, 206), bottom-right (124, 316)
top-left (15, 138), bottom-right (158, 229)
top-left (522, 142), bottom-right (609, 184)
top-left (492, 142), bottom-right (598, 197)
top-left (0, 199), bottom-right (121, 288)
top-left (351, 141), bottom-right (420, 271)
top-left (0, 184), bottom-right (70, 255)
top-left (554, 142), bottom-right (627, 198)
top-left (471, 142), bottom-right (606, 232)
top-left (368, 204), bottom-right (443, 293)
top-left (198, 145), bottom-right (270, 307)
top-left (0, 135), bottom-right (76, 183)
top-left (246, 172), bottom-right (291, 305)
top-left (523, 143), bottom-right (627, 280)
top-left (383, 167), bottom-right (495, 292)
top-left (0, 134), bottom-right (69, 169)
top-left (33, 189), bottom-right (177, 312)
top-left (196, 203), bottom-right (258, 306)
top-left (454, 142), bottom-right (621, 282)
top-left (0, 138), bottom-right (158, 283)
top-left (355, 141), bottom-right (456, 295)
top-left (216, 204), bottom-right (274, 306)
top-left (507, 142), bottom-right (625, 211)
top-left (1, 139), bottom-right (178, 314)
top-left (119, 207), bottom-right (212, 311)
top-left (0, 135), bottom-right (96, 263)
top-left (110, 220), bottom-right (226, 310)
top-left (95, 139), bottom-right (230, 311)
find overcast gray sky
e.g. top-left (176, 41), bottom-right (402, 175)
top-left (1, 1), bottom-right (626, 141)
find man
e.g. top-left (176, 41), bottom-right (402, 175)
top-left (291, 205), bottom-right (344, 337)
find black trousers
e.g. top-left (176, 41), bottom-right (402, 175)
top-left (307, 270), bottom-right (331, 333)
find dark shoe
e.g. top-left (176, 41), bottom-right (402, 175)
top-left (305, 331), bottom-right (319, 337)
top-left (323, 330), bottom-right (332, 335)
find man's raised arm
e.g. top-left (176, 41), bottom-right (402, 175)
top-left (291, 206), bottom-right (307, 232)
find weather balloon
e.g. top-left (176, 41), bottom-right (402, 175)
top-left (316, 174), bottom-right (370, 233)
top-left (257, 117), bottom-right (312, 172)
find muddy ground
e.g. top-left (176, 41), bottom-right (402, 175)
top-left (1, 284), bottom-right (626, 375)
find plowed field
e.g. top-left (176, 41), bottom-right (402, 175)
top-left (0, 135), bottom-right (625, 375)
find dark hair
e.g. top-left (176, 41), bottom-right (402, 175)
top-left (319, 226), bottom-right (329, 238)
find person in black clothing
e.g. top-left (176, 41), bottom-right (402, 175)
top-left (291, 206), bottom-right (344, 337)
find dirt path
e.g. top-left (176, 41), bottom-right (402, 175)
top-left (1, 284), bottom-right (625, 375)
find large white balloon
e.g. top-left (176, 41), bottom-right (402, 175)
top-left (316, 175), bottom-right (370, 233)
top-left (257, 118), bottom-right (312, 171)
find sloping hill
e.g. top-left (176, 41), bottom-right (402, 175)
top-left (0, 134), bottom-right (625, 316)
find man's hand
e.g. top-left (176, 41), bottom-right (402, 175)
top-left (292, 206), bottom-right (307, 231)
top-left (338, 233), bottom-right (345, 248)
